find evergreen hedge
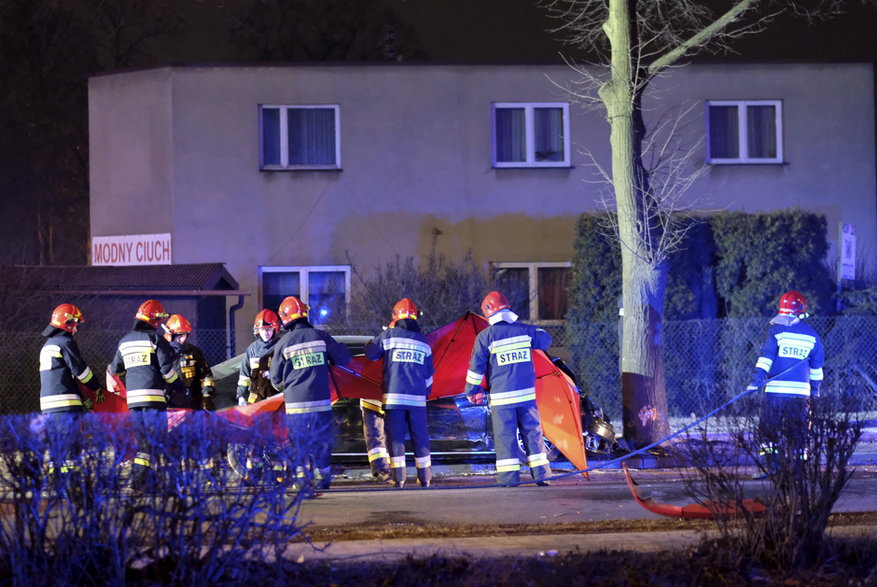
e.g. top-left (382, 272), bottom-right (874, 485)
top-left (568, 208), bottom-right (834, 323)
top-left (566, 209), bottom-right (836, 414)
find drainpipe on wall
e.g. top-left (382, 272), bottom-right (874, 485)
top-left (228, 294), bottom-right (246, 359)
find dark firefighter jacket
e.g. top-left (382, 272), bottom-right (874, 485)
top-left (236, 337), bottom-right (279, 403)
top-left (364, 319), bottom-right (434, 409)
top-left (464, 316), bottom-right (552, 408)
top-left (39, 328), bottom-right (101, 414)
top-left (169, 341), bottom-right (215, 410)
top-left (269, 320), bottom-right (351, 414)
top-left (109, 321), bottom-right (183, 410)
top-left (751, 317), bottom-right (825, 397)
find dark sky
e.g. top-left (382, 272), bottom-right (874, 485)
top-left (165, 0), bottom-right (877, 65)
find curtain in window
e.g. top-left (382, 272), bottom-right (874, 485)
top-left (262, 272), bottom-right (301, 316)
top-left (493, 267), bottom-right (530, 320)
top-left (261, 108), bottom-right (281, 166)
top-left (708, 105), bottom-right (738, 159)
top-left (288, 108), bottom-right (336, 166)
top-left (747, 105), bottom-right (777, 159)
top-left (537, 267), bottom-right (570, 320)
top-left (534, 108), bottom-right (563, 162)
top-left (494, 108), bottom-right (526, 163)
top-left (308, 271), bottom-right (346, 325)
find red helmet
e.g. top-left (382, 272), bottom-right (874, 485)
top-left (480, 291), bottom-right (511, 318)
top-left (253, 308), bottom-right (280, 336)
top-left (165, 314), bottom-right (192, 334)
top-left (50, 304), bottom-right (84, 332)
top-left (778, 290), bottom-right (809, 317)
top-left (278, 296), bottom-right (309, 325)
top-left (392, 298), bottom-right (419, 321)
top-left (135, 299), bottom-right (169, 328)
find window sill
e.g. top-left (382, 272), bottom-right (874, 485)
top-left (707, 160), bottom-right (786, 166)
top-left (492, 165), bottom-right (574, 170)
top-left (260, 166), bottom-right (343, 172)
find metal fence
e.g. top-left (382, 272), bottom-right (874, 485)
top-left (4, 317), bottom-right (876, 421)
top-left (1, 329), bottom-right (229, 415)
top-left (559, 316), bottom-right (877, 422)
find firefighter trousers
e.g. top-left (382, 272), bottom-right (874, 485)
top-left (129, 408), bottom-right (168, 491)
top-left (491, 402), bottom-right (550, 486)
top-left (385, 406), bottom-right (431, 487)
top-left (285, 411), bottom-right (334, 490)
top-left (361, 405), bottom-right (390, 478)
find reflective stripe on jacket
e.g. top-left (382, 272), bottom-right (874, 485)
top-left (464, 318), bottom-right (552, 408)
top-left (39, 331), bottom-right (99, 414)
top-left (365, 325), bottom-right (434, 409)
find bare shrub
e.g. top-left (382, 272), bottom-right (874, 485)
top-left (676, 387), bottom-right (863, 570)
top-left (0, 412), bottom-right (319, 584)
top-left (343, 251), bottom-right (487, 334)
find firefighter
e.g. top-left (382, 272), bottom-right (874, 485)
top-left (39, 304), bottom-right (105, 497)
top-left (108, 299), bottom-right (186, 491)
top-left (747, 290), bottom-right (825, 477)
top-left (236, 309), bottom-right (281, 406)
top-left (164, 314), bottom-right (216, 410)
top-left (464, 291), bottom-right (552, 487)
top-left (235, 308), bottom-right (282, 482)
top-left (364, 298), bottom-right (434, 488)
top-left (269, 296), bottom-right (351, 491)
top-left (360, 398), bottom-right (391, 483)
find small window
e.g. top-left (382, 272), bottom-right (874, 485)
top-left (491, 262), bottom-right (571, 322)
top-left (706, 100), bottom-right (783, 164)
top-left (259, 105), bottom-right (341, 170)
top-left (259, 265), bottom-right (350, 325)
top-left (492, 102), bottom-right (571, 168)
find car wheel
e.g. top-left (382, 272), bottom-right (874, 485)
top-left (516, 431), bottom-right (559, 462)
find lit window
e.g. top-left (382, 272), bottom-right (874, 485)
top-left (491, 262), bottom-right (571, 322)
top-left (706, 100), bottom-right (783, 164)
top-left (492, 102), bottom-right (571, 168)
top-left (259, 265), bottom-right (350, 325)
top-left (259, 105), bottom-right (341, 170)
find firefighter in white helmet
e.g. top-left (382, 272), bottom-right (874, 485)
top-left (465, 291), bottom-right (552, 487)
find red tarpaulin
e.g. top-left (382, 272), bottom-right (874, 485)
top-left (86, 314), bottom-right (587, 475)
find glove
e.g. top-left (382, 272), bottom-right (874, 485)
top-left (202, 386), bottom-right (216, 398)
top-left (83, 398), bottom-right (94, 411)
top-left (467, 390), bottom-right (485, 406)
top-left (238, 396), bottom-right (248, 407)
top-left (94, 388), bottom-right (106, 404)
top-left (746, 385), bottom-right (759, 393)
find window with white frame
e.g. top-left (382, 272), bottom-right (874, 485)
top-left (492, 102), bottom-right (571, 168)
top-left (706, 100), bottom-right (783, 164)
top-left (259, 105), bottom-right (341, 170)
top-left (259, 265), bottom-right (350, 325)
top-left (491, 262), bottom-right (571, 322)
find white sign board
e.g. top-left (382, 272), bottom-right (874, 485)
top-left (92, 233), bottom-right (172, 266)
top-left (839, 223), bottom-right (856, 281)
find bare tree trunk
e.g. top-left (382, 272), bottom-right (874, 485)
top-left (600, 0), bottom-right (671, 448)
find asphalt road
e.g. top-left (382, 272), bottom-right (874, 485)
top-left (304, 463), bottom-right (877, 528)
top-left (279, 462), bottom-right (877, 563)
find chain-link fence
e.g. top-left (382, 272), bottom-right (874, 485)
top-left (560, 316), bottom-right (877, 422)
top-left (4, 317), bottom-right (876, 421)
top-left (1, 329), bottom-right (229, 415)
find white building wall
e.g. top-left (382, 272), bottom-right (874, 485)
top-left (88, 63), bottom-right (876, 352)
top-left (89, 68), bottom-right (176, 243)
